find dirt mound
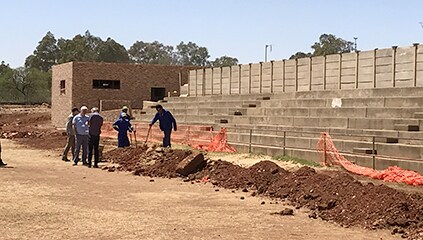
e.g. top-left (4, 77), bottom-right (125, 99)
top-left (105, 146), bottom-right (191, 178)
top-left (0, 112), bottom-right (50, 129)
top-left (102, 147), bottom-right (423, 239)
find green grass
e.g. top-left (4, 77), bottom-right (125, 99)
top-left (272, 155), bottom-right (321, 167)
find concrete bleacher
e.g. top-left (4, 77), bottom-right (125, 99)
top-left (135, 87), bottom-right (423, 174)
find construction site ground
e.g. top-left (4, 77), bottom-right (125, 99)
top-left (0, 106), bottom-right (422, 239)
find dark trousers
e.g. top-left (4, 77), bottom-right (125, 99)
top-left (163, 129), bottom-right (172, 147)
top-left (73, 134), bottom-right (89, 164)
top-left (88, 134), bottom-right (100, 166)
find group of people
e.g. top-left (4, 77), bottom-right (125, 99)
top-left (62, 104), bottom-right (177, 167)
top-left (62, 106), bottom-right (104, 168)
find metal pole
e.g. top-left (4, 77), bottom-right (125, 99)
top-left (249, 129), bottom-right (253, 153)
top-left (283, 131), bottom-right (286, 156)
top-left (372, 136), bottom-right (376, 170)
top-left (353, 37), bottom-right (358, 51)
top-left (265, 45), bottom-right (268, 62)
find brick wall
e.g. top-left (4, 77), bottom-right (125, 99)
top-left (51, 61), bottom-right (198, 127)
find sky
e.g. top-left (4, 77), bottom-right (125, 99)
top-left (1, 0), bottom-right (423, 68)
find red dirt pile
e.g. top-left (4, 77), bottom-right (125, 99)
top-left (103, 147), bottom-right (423, 239)
top-left (0, 111), bottom-right (66, 150)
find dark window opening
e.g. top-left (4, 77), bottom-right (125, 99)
top-left (60, 80), bottom-right (66, 95)
top-left (151, 87), bottom-right (166, 101)
top-left (93, 80), bottom-right (120, 89)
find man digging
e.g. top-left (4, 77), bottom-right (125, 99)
top-left (149, 104), bottom-right (177, 148)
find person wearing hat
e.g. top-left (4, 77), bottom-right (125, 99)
top-left (87, 107), bottom-right (103, 168)
top-left (62, 107), bottom-right (80, 162)
top-left (149, 104), bottom-right (177, 148)
top-left (119, 106), bottom-right (131, 121)
top-left (112, 112), bottom-right (134, 148)
top-left (72, 106), bottom-right (90, 166)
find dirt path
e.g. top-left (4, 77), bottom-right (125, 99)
top-left (0, 140), bottom-right (399, 240)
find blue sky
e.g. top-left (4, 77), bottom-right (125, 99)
top-left (1, 0), bottom-right (423, 68)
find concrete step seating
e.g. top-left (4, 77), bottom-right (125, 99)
top-left (136, 87), bottom-right (423, 173)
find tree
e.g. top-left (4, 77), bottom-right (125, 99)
top-left (57, 31), bottom-right (102, 63)
top-left (25, 31), bottom-right (58, 72)
top-left (175, 41), bottom-right (210, 66)
top-left (128, 41), bottom-right (175, 65)
top-left (311, 34), bottom-right (353, 56)
top-left (7, 67), bottom-right (32, 103)
top-left (209, 56), bottom-right (239, 67)
top-left (4, 67), bottom-right (51, 103)
top-left (97, 38), bottom-right (130, 63)
top-left (289, 52), bottom-right (311, 60)
top-left (0, 62), bottom-right (13, 102)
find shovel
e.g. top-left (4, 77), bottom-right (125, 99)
top-left (145, 125), bottom-right (152, 144)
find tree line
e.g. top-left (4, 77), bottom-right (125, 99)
top-left (0, 31), bottom-right (353, 104)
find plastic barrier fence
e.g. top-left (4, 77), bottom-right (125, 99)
top-left (316, 132), bottom-right (423, 186)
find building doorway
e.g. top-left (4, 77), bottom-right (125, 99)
top-left (151, 87), bottom-right (166, 101)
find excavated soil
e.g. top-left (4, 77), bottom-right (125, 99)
top-left (0, 111), bottom-right (67, 150)
top-left (103, 147), bottom-right (423, 239)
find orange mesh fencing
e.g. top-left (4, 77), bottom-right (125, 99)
top-left (191, 128), bottom-right (236, 152)
top-left (316, 132), bottom-right (423, 186)
top-left (101, 122), bottom-right (236, 153)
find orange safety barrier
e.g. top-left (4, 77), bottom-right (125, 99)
top-left (191, 128), bottom-right (236, 153)
top-left (101, 122), bottom-right (236, 153)
top-left (316, 132), bottom-right (423, 186)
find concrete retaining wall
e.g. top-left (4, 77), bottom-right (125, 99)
top-left (189, 44), bottom-right (423, 96)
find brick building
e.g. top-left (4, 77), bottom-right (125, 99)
top-left (51, 62), bottom-right (197, 127)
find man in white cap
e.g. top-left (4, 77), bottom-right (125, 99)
top-left (72, 106), bottom-right (90, 166)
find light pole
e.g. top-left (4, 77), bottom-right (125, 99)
top-left (265, 44), bottom-right (272, 62)
top-left (353, 37), bottom-right (358, 51)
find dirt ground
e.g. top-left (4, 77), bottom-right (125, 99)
top-left (0, 140), bottom-right (400, 240)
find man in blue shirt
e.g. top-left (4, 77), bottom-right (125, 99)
top-left (150, 105), bottom-right (177, 148)
top-left (88, 107), bottom-right (103, 168)
top-left (72, 106), bottom-right (90, 166)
